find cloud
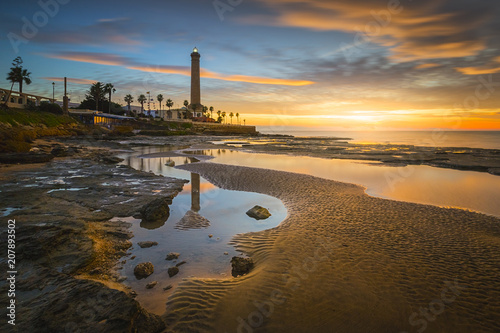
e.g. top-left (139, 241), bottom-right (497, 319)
top-left (455, 56), bottom-right (500, 75)
top-left (41, 77), bottom-right (97, 85)
top-left (414, 63), bottom-right (441, 70)
top-left (239, 0), bottom-right (495, 62)
top-left (44, 52), bottom-right (315, 86)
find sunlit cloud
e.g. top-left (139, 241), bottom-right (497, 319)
top-left (41, 77), bottom-right (97, 85)
top-left (44, 52), bottom-right (315, 86)
top-left (414, 63), bottom-right (441, 70)
top-left (241, 0), bottom-right (492, 62)
top-left (455, 56), bottom-right (500, 75)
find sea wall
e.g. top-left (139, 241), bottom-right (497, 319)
top-left (192, 122), bottom-right (257, 135)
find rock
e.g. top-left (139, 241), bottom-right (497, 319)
top-left (140, 197), bottom-right (171, 223)
top-left (175, 261), bottom-right (187, 267)
top-left (50, 146), bottom-right (68, 157)
top-left (231, 257), bottom-right (254, 277)
top-left (208, 234), bottom-right (213, 238)
top-left (134, 262), bottom-right (154, 279)
top-left (168, 266), bottom-right (179, 278)
top-left (246, 205), bottom-right (271, 220)
top-left (165, 252), bottom-right (180, 260)
top-left (165, 160), bottom-right (175, 167)
top-left (138, 241), bottom-right (158, 248)
top-left (101, 156), bottom-right (124, 164)
top-left (146, 281), bottom-right (158, 289)
top-left (130, 256), bottom-right (136, 260)
top-left (224, 252), bottom-right (229, 255)
top-left (163, 284), bottom-right (173, 291)
top-left (0, 152), bottom-right (54, 164)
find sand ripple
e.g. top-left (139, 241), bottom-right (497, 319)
top-left (164, 162), bottom-right (500, 332)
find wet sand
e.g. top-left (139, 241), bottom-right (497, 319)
top-left (167, 162), bottom-right (500, 332)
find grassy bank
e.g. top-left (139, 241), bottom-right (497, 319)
top-left (0, 108), bottom-right (84, 153)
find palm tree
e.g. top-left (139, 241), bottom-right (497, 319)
top-left (124, 94), bottom-right (134, 115)
top-left (229, 112), bottom-right (234, 124)
top-left (157, 94), bottom-right (164, 117)
top-left (209, 106), bottom-right (214, 119)
top-left (7, 57), bottom-right (32, 94)
top-left (104, 83), bottom-right (115, 113)
top-left (222, 111), bottom-right (226, 124)
top-left (138, 94), bottom-right (146, 114)
top-left (166, 98), bottom-right (173, 110)
top-left (236, 112), bottom-right (240, 124)
top-left (183, 100), bottom-right (189, 119)
top-left (217, 110), bottom-right (221, 123)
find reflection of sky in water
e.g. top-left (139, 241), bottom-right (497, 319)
top-left (116, 147), bottom-right (287, 315)
top-left (201, 149), bottom-right (500, 217)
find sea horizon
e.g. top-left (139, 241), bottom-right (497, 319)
top-left (257, 127), bottom-right (500, 150)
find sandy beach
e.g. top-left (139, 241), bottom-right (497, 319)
top-left (165, 161), bottom-right (500, 332)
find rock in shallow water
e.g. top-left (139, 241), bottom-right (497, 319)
top-left (168, 266), bottom-right (179, 277)
top-left (140, 197), bottom-right (171, 223)
top-left (134, 262), bottom-right (154, 279)
top-left (246, 205), bottom-right (271, 220)
top-left (165, 252), bottom-right (180, 260)
top-left (138, 241), bottom-right (158, 248)
top-left (146, 281), bottom-right (158, 289)
top-left (231, 257), bottom-right (254, 277)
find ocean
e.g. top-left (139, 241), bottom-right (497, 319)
top-left (256, 128), bottom-right (500, 150)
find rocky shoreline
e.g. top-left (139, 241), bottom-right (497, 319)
top-left (0, 137), bottom-right (188, 332)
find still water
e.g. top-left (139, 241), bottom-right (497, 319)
top-left (203, 148), bottom-right (500, 217)
top-left (117, 147), bottom-right (287, 315)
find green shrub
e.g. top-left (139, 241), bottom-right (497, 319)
top-left (181, 122), bottom-right (192, 129)
top-left (39, 101), bottom-right (63, 115)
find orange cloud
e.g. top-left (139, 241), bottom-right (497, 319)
top-left (244, 0), bottom-right (489, 62)
top-left (45, 52), bottom-right (314, 86)
top-left (41, 77), bottom-right (97, 85)
top-left (455, 56), bottom-right (500, 75)
top-left (44, 52), bottom-right (127, 66)
top-left (414, 63), bottom-right (441, 70)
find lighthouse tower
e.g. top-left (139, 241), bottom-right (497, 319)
top-left (190, 47), bottom-right (202, 114)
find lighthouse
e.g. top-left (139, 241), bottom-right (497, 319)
top-left (190, 47), bottom-right (202, 114)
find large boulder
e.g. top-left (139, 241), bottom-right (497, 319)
top-left (246, 205), bottom-right (271, 220)
top-left (140, 197), bottom-right (171, 223)
top-left (231, 257), bottom-right (254, 277)
top-left (134, 262), bottom-right (154, 279)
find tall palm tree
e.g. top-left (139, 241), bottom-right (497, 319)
top-left (222, 111), bottom-right (226, 124)
top-left (124, 94), bottom-right (134, 115)
top-left (217, 110), bottom-right (221, 123)
top-left (229, 112), bottom-right (234, 124)
top-left (8, 57), bottom-right (32, 94)
top-left (209, 106), bottom-right (214, 119)
top-left (138, 94), bottom-right (146, 114)
top-left (157, 94), bottom-right (164, 116)
top-left (236, 112), bottom-right (240, 124)
top-left (104, 83), bottom-right (115, 113)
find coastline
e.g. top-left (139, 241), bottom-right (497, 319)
top-left (2, 135), bottom-right (499, 332)
top-left (168, 161), bottom-right (500, 332)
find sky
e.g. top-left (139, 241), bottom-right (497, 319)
top-left (1, 0), bottom-right (500, 130)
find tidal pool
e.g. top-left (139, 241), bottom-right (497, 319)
top-left (117, 147), bottom-right (287, 315)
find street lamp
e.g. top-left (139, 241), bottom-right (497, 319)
top-left (52, 82), bottom-right (55, 102)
